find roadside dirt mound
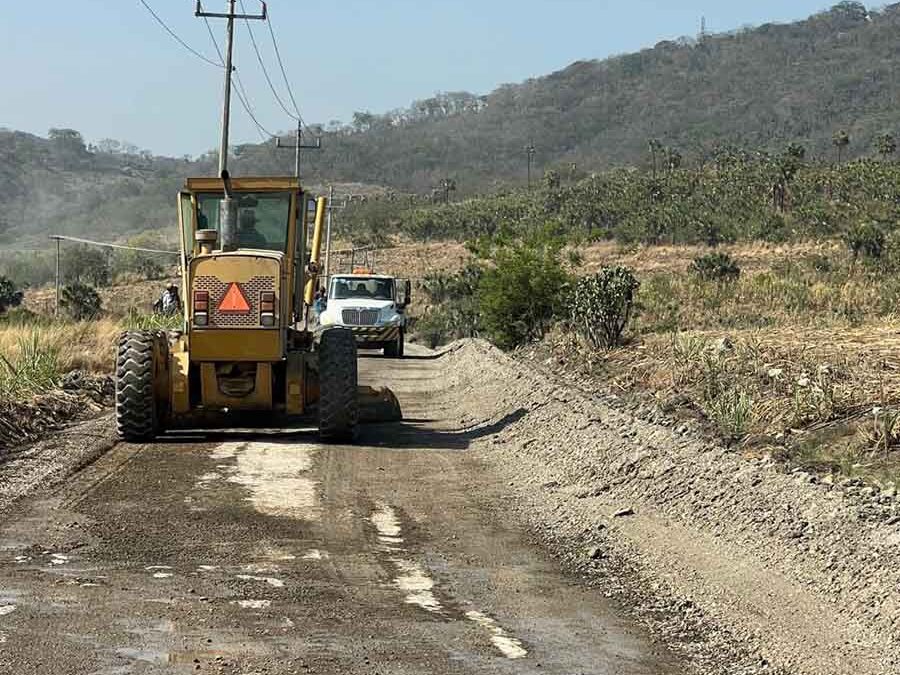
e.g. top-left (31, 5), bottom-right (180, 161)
top-left (441, 339), bottom-right (900, 675)
top-left (0, 372), bottom-right (112, 455)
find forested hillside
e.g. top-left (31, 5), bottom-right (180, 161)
top-left (281, 1), bottom-right (900, 192)
top-left (4, 1), bottom-right (900, 245)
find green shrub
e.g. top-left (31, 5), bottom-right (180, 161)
top-left (0, 276), bottom-right (24, 313)
top-left (569, 266), bottom-right (640, 349)
top-left (844, 222), bottom-right (886, 261)
top-left (414, 311), bottom-right (455, 349)
top-left (477, 238), bottom-right (570, 350)
top-left (690, 252), bottom-right (741, 282)
top-left (61, 283), bottom-right (102, 320)
top-left (417, 264), bottom-right (482, 347)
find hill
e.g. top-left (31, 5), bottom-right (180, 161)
top-left (278, 1), bottom-right (900, 192)
top-left (4, 2), bottom-right (900, 245)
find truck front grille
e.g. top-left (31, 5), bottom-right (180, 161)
top-left (342, 309), bottom-right (380, 326)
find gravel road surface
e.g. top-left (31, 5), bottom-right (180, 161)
top-left (0, 345), bottom-right (681, 674)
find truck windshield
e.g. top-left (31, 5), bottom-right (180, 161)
top-left (196, 192), bottom-right (291, 252)
top-left (330, 277), bottom-right (394, 301)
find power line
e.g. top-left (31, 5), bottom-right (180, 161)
top-left (137, 0), bottom-right (222, 68)
top-left (49, 235), bottom-right (179, 256)
top-left (139, 0), bottom-right (274, 141)
top-left (265, 5), bottom-right (305, 126)
top-left (201, 9), bottom-right (276, 141)
top-left (239, 0), bottom-right (300, 123)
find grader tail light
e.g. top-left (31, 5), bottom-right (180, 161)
top-left (193, 291), bottom-right (209, 326)
top-left (260, 291), bottom-right (276, 327)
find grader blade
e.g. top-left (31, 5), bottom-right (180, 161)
top-left (357, 385), bottom-right (403, 423)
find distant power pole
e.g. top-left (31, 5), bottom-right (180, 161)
top-left (700, 16), bottom-right (707, 39)
top-left (324, 185), bottom-right (347, 280)
top-left (525, 141), bottom-right (536, 190)
top-left (275, 120), bottom-right (322, 178)
top-left (195, 0), bottom-right (267, 250)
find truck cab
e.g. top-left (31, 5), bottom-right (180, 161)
top-left (317, 271), bottom-right (411, 357)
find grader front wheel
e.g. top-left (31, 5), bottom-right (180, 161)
top-left (318, 328), bottom-right (359, 442)
top-left (115, 331), bottom-right (167, 441)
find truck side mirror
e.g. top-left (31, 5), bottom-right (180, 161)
top-left (403, 279), bottom-right (412, 306)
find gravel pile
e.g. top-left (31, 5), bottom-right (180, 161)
top-left (443, 339), bottom-right (900, 675)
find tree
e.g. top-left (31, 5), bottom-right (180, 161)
top-left (62, 245), bottom-right (110, 287)
top-left (0, 276), bottom-right (24, 314)
top-left (648, 139), bottom-right (664, 179)
top-left (773, 144), bottom-right (805, 212)
top-left (48, 128), bottom-right (88, 169)
top-left (61, 283), bottom-right (102, 320)
top-left (832, 130), bottom-right (850, 165)
top-left (875, 133), bottom-right (896, 160)
top-left (476, 235), bottom-right (570, 350)
top-left (439, 178), bottom-right (456, 204)
top-left (664, 147), bottom-right (682, 173)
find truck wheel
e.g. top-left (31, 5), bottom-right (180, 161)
top-left (318, 328), bottom-right (359, 442)
top-left (383, 328), bottom-right (404, 358)
top-left (115, 331), bottom-right (165, 441)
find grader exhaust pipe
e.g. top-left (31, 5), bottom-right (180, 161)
top-left (219, 170), bottom-right (238, 252)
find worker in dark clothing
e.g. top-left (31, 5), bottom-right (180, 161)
top-left (154, 283), bottom-right (182, 315)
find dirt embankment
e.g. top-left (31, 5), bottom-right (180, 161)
top-left (441, 339), bottom-right (900, 675)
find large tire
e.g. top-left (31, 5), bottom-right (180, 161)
top-left (318, 328), bottom-right (359, 442)
top-left (383, 327), bottom-right (404, 358)
top-left (115, 331), bottom-right (164, 441)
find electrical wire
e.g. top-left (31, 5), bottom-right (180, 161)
top-left (49, 235), bottom-right (179, 256)
top-left (137, 0), bottom-right (222, 68)
top-left (264, 5), bottom-right (306, 126)
top-left (239, 0), bottom-right (300, 123)
top-left (200, 10), bottom-right (276, 141)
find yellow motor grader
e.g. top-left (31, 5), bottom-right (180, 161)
top-left (114, 175), bottom-right (397, 442)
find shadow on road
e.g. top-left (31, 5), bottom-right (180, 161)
top-left (358, 408), bottom-right (527, 451)
top-left (157, 427), bottom-right (319, 444)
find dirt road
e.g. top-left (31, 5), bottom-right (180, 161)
top-left (0, 346), bottom-right (681, 674)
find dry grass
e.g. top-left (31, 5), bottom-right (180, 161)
top-left (25, 279), bottom-right (168, 317)
top-left (542, 241), bottom-right (900, 486)
top-left (0, 319), bottom-right (120, 390)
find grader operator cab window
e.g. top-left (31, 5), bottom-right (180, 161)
top-left (196, 191), bottom-right (292, 252)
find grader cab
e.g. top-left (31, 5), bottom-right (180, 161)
top-left (114, 176), bottom-right (394, 442)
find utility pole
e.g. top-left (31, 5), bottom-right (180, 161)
top-left (195, 0), bottom-right (267, 250)
top-left (526, 141), bottom-right (536, 190)
top-left (53, 236), bottom-right (60, 316)
top-left (324, 186), bottom-right (347, 280)
top-left (275, 120), bottom-right (322, 178)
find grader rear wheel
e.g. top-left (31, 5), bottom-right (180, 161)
top-left (115, 331), bottom-right (166, 441)
top-left (318, 328), bottom-right (359, 442)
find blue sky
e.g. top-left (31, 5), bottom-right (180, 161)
top-left (1, 0), bottom-right (834, 157)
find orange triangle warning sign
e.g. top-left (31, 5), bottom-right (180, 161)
top-left (219, 283), bottom-right (251, 313)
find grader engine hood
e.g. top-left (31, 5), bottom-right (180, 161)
top-left (188, 252), bottom-right (285, 363)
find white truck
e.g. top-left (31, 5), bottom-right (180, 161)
top-left (317, 271), bottom-right (411, 357)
